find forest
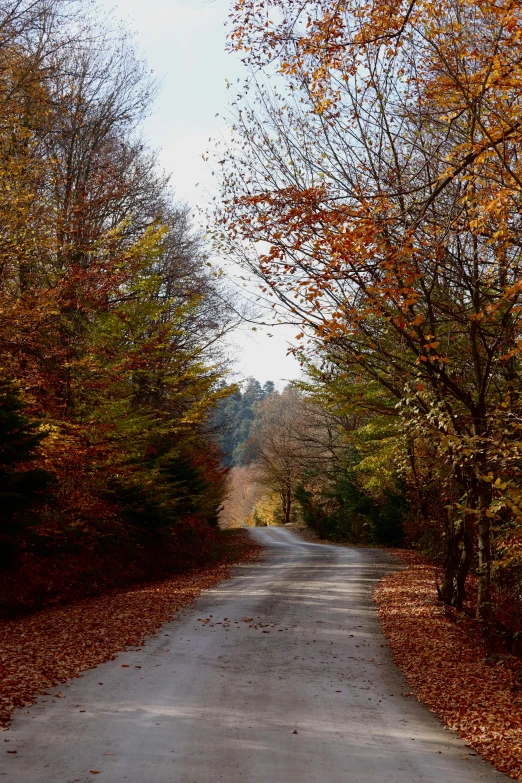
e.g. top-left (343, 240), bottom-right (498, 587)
top-left (2, 0), bottom-right (522, 779)
top-left (1, 0), bottom-right (522, 645)
top-left (216, 0), bottom-right (522, 639)
top-left (0, 0), bottom-right (237, 613)
top-left (219, 379), bottom-right (405, 543)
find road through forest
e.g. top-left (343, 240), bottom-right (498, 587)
top-left (1, 527), bottom-right (509, 782)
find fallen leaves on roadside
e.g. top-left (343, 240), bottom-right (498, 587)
top-left (0, 531), bottom-right (262, 729)
top-left (375, 563), bottom-right (522, 780)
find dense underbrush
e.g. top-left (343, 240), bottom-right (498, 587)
top-left (0, 523), bottom-right (238, 618)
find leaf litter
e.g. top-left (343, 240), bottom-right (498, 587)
top-left (0, 531), bottom-right (261, 729)
top-left (375, 556), bottom-right (522, 780)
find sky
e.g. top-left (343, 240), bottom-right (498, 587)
top-left (97, 0), bottom-right (302, 387)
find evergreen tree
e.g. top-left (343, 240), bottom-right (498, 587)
top-left (0, 379), bottom-right (50, 567)
top-left (0, 379), bottom-right (44, 467)
top-left (213, 378), bottom-right (277, 467)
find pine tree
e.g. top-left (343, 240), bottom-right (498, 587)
top-left (0, 379), bottom-right (50, 567)
top-left (0, 379), bottom-right (44, 467)
top-left (213, 379), bottom-right (277, 466)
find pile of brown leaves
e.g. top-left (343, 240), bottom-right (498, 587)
top-left (385, 548), bottom-right (429, 567)
top-left (0, 530), bottom-right (261, 729)
top-left (375, 564), bottom-right (522, 780)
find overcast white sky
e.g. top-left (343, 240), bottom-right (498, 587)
top-left (98, 0), bottom-right (302, 387)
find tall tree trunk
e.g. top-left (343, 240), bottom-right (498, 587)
top-left (439, 512), bottom-right (473, 608)
top-left (439, 511), bottom-right (463, 606)
top-left (439, 528), bottom-right (461, 605)
top-left (283, 486), bottom-right (292, 525)
top-left (455, 522), bottom-right (473, 608)
top-left (476, 477), bottom-right (493, 628)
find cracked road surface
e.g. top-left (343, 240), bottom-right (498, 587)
top-left (0, 527), bottom-right (509, 782)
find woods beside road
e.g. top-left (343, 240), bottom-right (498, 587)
top-left (2, 0), bottom-right (522, 779)
top-left (215, 0), bottom-right (522, 688)
top-left (0, 0), bottom-right (238, 614)
top-left (2, 0), bottom-right (522, 642)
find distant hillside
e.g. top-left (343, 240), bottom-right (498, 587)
top-left (213, 378), bottom-right (275, 467)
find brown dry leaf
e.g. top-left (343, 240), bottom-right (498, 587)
top-left (0, 532), bottom-right (262, 729)
top-left (375, 559), bottom-right (522, 780)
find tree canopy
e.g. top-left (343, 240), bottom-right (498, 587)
top-left (0, 0), bottom-right (234, 593)
top-left (216, 0), bottom-right (522, 627)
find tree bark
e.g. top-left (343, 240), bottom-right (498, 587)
top-left (439, 517), bottom-right (462, 606)
top-left (476, 478), bottom-right (493, 628)
top-left (282, 486), bottom-right (292, 525)
top-left (439, 513), bottom-right (473, 608)
top-left (455, 522), bottom-right (473, 608)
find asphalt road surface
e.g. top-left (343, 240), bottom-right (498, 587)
top-left (1, 527), bottom-right (509, 782)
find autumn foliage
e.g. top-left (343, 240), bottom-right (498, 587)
top-left (217, 0), bottom-right (522, 631)
top-left (0, 0), bottom-right (233, 612)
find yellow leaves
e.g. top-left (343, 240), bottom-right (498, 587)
top-left (224, 0), bottom-right (522, 540)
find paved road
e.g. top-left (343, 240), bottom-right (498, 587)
top-left (1, 527), bottom-right (508, 782)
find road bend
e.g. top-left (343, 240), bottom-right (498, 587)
top-left (0, 527), bottom-right (508, 782)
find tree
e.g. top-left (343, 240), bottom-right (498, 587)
top-left (218, 0), bottom-right (522, 625)
top-left (246, 388), bottom-right (306, 525)
top-left (213, 377), bottom-right (276, 467)
top-left (0, 378), bottom-right (50, 566)
top-left (292, 364), bottom-right (407, 544)
top-left (219, 465), bottom-right (265, 528)
top-left (0, 0), bottom-right (235, 585)
top-left (0, 378), bottom-right (44, 466)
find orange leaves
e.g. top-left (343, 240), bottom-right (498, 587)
top-left (376, 563), bottom-right (522, 780)
top-left (0, 531), bottom-right (261, 730)
top-left (219, 0), bottom-right (522, 593)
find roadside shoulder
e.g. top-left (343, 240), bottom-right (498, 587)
top-left (0, 529), bottom-right (263, 730)
top-left (375, 557), bottom-right (522, 780)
